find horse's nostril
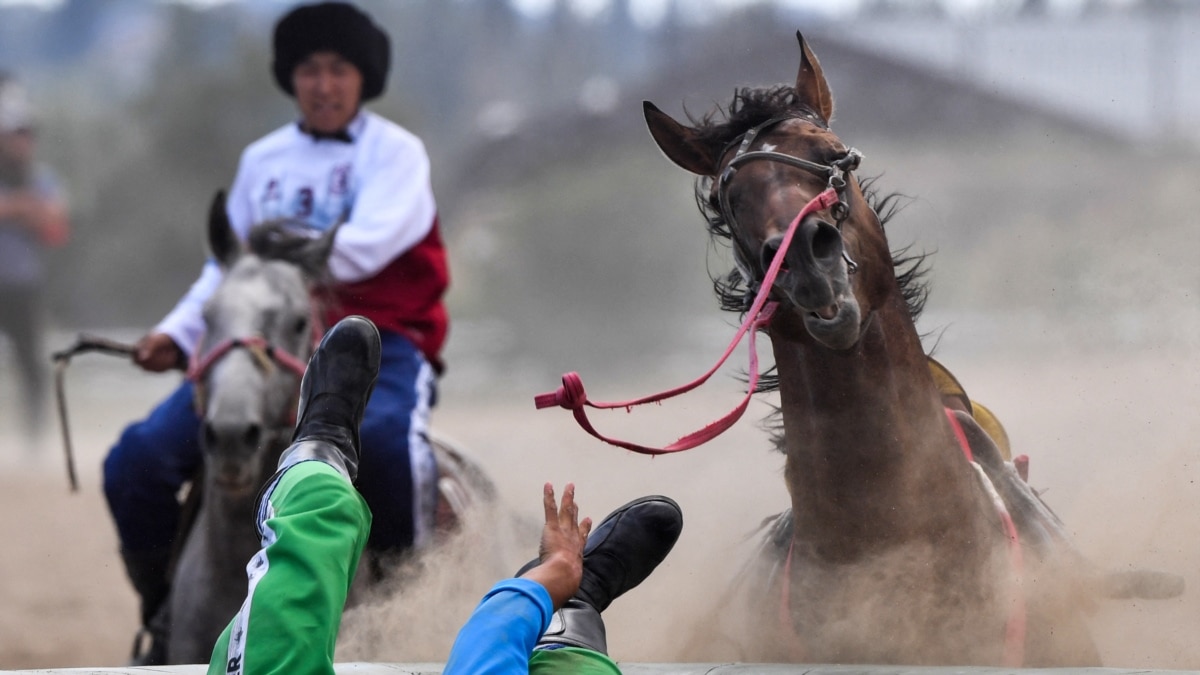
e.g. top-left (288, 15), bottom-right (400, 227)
top-left (761, 238), bottom-right (787, 272)
top-left (810, 220), bottom-right (842, 263)
top-left (243, 424), bottom-right (263, 449)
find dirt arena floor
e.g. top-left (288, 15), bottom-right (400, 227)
top-left (3, 335), bottom-right (1200, 669)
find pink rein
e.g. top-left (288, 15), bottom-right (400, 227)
top-left (534, 187), bottom-right (840, 455)
top-left (187, 335), bottom-right (310, 383)
top-left (535, 182), bottom-right (1029, 662)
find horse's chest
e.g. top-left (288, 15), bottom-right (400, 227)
top-left (786, 544), bottom-right (1009, 664)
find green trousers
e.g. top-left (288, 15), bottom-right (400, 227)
top-left (530, 646), bottom-right (622, 674)
top-left (207, 461), bottom-right (371, 675)
top-left (206, 460), bottom-right (620, 675)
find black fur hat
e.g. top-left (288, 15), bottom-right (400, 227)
top-left (272, 2), bottom-right (391, 101)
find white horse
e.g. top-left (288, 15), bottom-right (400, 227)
top-left (166, 193), bottom-right (494, 663)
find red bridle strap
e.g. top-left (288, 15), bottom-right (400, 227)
top-left (534, 187), bottom-right (840, 455)
top-left (945, 409), bottom-right (1027, 666)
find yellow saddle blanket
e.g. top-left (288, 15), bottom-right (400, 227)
top-left (928, 357), bottom-right (1011, 461)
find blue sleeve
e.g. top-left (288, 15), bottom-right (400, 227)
top-left (443, 578), bottom-right (553, 675)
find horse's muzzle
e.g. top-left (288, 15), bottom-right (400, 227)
top-left (765, 217), bottom-right (861, 349)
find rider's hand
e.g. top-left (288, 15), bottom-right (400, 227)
top-left (134, 333), bottom-right (185, 372)
top-left (520, 482), bottom-right (592, 610)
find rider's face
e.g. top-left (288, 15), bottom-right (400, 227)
top-left (292, 51), bottom-right (363, 134)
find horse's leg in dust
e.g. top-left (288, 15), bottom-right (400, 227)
top-left (342, 433), bottom-right (500, 608)
top-left (1023, 594), bottom-right (1102, 667)
top-left (676, 512), bottom-right (801, 662)
top-left (430, 433), bottom-right (497, 538)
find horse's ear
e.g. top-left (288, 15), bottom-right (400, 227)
top-left (643, 101), bottom-right (719, 176)
top-left (795, 32), bottom-right (835, 123)
top-left (313, 219), bottom-right (341, 268)
top-left (207, 189), bottom-right (240, 268)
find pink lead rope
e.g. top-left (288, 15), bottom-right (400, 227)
top-left (534, 187), bottom-right (840, 455)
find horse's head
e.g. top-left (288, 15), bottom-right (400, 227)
top-left (644, 33), bottom-right (893, 351)
top-left (194, 190), bottom-right (336, 495)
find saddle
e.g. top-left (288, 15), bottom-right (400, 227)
top-left (928, 356), bottom-right (1012, 461)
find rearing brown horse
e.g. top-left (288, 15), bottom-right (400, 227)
top-left (644, 34), bottom-right (1100, 666)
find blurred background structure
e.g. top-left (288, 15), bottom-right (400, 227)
top-left (1, 0), bottom-right (1198, 398)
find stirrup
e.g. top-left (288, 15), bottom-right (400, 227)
top-left (128, 625), bottom-right (166, 666)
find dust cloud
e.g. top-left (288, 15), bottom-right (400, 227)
top-left (325, 342), bottom-right (1200, 668)
top-left (4, 326), bottom-right (1200, 668)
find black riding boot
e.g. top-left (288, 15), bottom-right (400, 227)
top-left (119, 547), bottom-right (171, 666)
top-left (573, 495), bottom-right (683, 613)
top-left (524, 495), bottom-right (684, 654)
top-left (277, 315), bottom-right (380, 482)
top-left (538, 599), bottom-right (610, 654)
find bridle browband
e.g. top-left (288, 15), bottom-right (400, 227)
top-left (714, 114), bottom-right (864, 281)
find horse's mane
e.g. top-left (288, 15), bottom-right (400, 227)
top-left (685, 85), bottom-right (828, 166)
top-left (245, 221), bottom-right (336, 287)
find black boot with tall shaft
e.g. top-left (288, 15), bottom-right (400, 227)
top-left (275, 315), bottom-right (381, 482)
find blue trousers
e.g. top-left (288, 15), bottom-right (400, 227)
top-left (103, 330), bottom-right (438, 555)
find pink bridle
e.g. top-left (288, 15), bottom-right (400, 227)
top-left (188, 335), bottom-right (309, 380)
top-left (187, 335), bottom-right (310, 419)
top-left (534, 187), bottom-right (841, 454)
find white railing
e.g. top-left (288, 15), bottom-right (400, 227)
top-left (7, 665), bottom-right (1200, 675)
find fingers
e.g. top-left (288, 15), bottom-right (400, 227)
top-left (133, 334), bottom-right (183, 372)
top-left (134, 334), bottom-right (153, 364)
top-left (542, 482), bottom-right (557, 526)
top-left (542, 482), bottom-right (588, 539)
top-left (559, 482), bottom-right (578, 530)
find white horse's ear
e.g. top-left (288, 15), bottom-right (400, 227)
top-left (314, 219), bottom-right (341, 267)
top-left (207, 189), bottom-right (241, 269)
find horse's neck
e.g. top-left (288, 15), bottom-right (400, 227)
top-left (771, 305), bottom-right (986, 558)
top-left (194, 480), bottom-right (263, 572)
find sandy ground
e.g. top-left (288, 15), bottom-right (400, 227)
top-left (3, 335), bottom-right (1200, 670)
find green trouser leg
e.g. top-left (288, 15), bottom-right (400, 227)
top-left (529, 647), bottom-right (623, 675)
top-left (208, 461), bottom-right (371, 675)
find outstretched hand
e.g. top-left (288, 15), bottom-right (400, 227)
top-left (519, 482), bottom-right (593, 610)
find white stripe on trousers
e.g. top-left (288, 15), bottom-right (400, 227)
top-left (409, 357), bottom-right (437, 550)
top-left (224, 500), bottom-right (278, 675)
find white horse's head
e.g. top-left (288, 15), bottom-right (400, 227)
top-left (194, 191), bottom-right (337, 495)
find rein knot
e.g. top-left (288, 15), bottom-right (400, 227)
top-left (534, 372), bottom-right (587, 410)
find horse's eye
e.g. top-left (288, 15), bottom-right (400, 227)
top-left (292, 317), bottom-right (308, 335)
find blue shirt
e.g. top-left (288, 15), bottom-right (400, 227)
top-left (0, 164), bottom-right (63, 286)
top-left (444, 578), bottom-right (553, 675)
